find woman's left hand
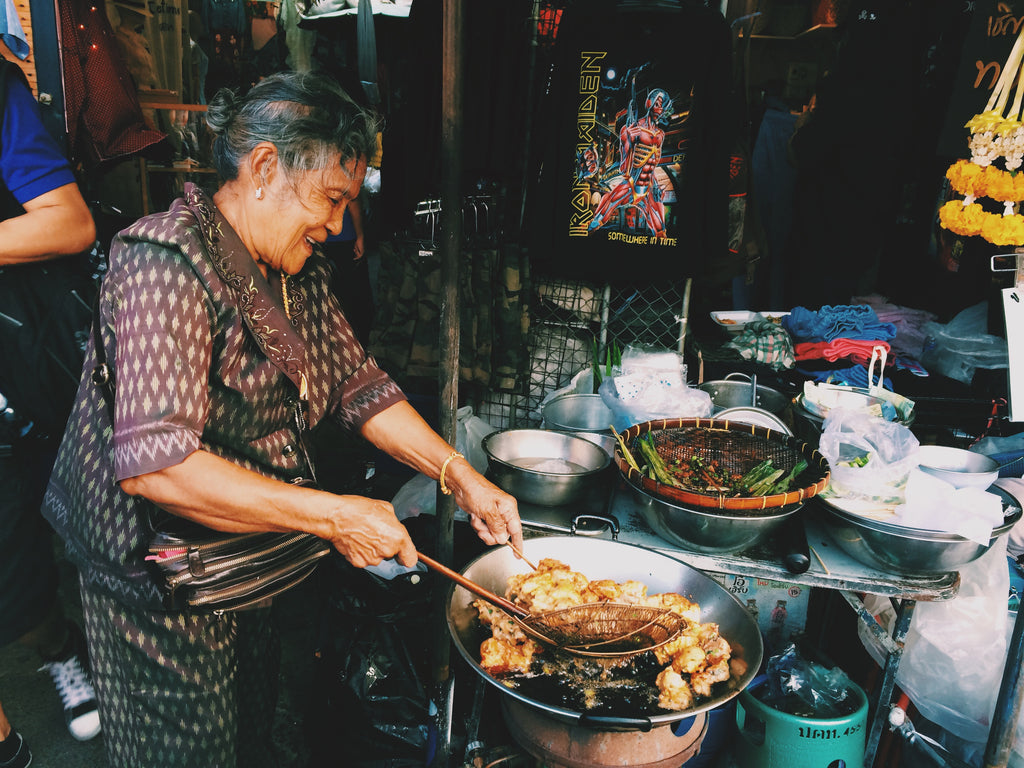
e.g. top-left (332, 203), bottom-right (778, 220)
top-left (449, 468), bottom-right (524, 550)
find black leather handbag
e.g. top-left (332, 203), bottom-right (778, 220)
top-left (90, 295), bottom-right (331, 613)
top-left (146, 512), bottom-right (331, 612)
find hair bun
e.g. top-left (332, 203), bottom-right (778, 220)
top-left (205, 87), bottom-right (238, 135)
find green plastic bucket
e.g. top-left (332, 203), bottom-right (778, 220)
top-left (735, 676), bottom-right (868, 768)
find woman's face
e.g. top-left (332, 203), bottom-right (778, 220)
top-left (255, 153), bottom-right (367, 276)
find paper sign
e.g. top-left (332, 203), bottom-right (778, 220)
top-left (1003, 287), bottom-right (1024, 421)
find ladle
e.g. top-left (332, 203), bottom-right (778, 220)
top-left (417, 551), bottom-right (684, 658)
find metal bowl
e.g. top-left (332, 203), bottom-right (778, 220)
top-left (917, 445), bottom-right (1000, 490)
top-left (814, 488), bottom-right (1022, 576)
top-left (699, 375), bottom-right (788, 416)
top-left (715, 406), bottom-right (792, 435)
top-left (542, 393), bottom-right (616, 433)
top-left (569, 431), bottom-right (616, 459)
top-left (483, 429), bottom-right (612, 506)
top-left (624, 478), bottom-right (802, 554)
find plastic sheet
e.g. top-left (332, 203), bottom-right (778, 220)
top-left (870, 539), bottom-right (1012, 747)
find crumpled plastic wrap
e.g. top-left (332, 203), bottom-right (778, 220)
top-left (597, 345), bottom-right (712, 430)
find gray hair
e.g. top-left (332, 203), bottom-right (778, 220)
top-left (206, 72), bottom-right (379, 182)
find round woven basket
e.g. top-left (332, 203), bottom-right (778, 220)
top-left (614, 418), bottom-right (830, 511)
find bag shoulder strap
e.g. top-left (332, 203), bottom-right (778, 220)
top-left (90, 290), bottom-right (115, 418)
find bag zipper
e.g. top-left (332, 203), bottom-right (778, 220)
top-left (209, 563), bottom-right (321, 614)
top-left (148, 531), bottom-right (269, 561)
top-left (164, 532), bottom-right (319, 588)
top-left (189, 546), bottom-right (330, 609)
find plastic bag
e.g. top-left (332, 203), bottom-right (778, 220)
top-left (920, 302), bottom-right (1009, 384)
top-left (308, 557), bottom-right (437, 767)
top-left (817, 408), bottom-right (919, 503)
top-left (758, 644), bottom-right (859, 718)
top-left (390, 406), bottom-right (495, 521)
top-left (597, 345), bottom-right (712, 430)
top-left (891, 537), bottom-right (1010, 744)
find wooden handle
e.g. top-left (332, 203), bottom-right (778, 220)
top-left (417, 551), bottom-right (529, 619)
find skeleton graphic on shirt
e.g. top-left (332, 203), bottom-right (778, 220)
top-left (588, 87), bottom-right (672, 237)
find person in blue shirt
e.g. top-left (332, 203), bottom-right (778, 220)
top-left (0, 60), bottom-right (100, 768)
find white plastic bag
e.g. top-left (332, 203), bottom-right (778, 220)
top-left (894, 537), bottom-right (1010, 744)
top-left (920, 302), bottom-right (1009, 384)
top-left (817, 408), bottom-right (919, 503)
top-left (597, 345), bottom-right (712, 430)
top-left (390, 406), bottom-right (496, 521)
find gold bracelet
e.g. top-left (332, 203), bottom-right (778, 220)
top-left (438, 450), bottom-right (464, 495)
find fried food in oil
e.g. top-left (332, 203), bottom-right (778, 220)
top-left (473, 557), bottom-right (742, 710)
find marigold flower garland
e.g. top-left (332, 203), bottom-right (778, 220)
top-left (940, 26), bottom-right (1024, 247)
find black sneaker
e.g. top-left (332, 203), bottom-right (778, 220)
top-left (0, 732), bottom-right (32, 768)
top-left (40, 624), bottom-right (101, 741)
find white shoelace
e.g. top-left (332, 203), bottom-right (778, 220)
top-left (41, 655), bottom-right (95, 709)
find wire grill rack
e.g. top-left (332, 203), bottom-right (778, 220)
top-left (470, 276), bottom-right (690, 430)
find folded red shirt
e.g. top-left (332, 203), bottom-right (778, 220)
top-left (794, 339), bottom-right (890, 365)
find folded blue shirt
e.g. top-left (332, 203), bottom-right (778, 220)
top-left (783, 304), bottom-right (897, 343)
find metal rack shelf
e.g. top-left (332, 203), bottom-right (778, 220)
top-left (516, 482), bottom-right (961, 768)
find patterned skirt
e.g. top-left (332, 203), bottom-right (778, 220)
top-left (80, 576), bottom-right (281, 767)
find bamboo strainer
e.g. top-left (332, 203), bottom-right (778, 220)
top-left (614, 418), bottom-right (830, 513)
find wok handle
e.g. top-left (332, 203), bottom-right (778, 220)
top-left (777, 514), bottom-right (810, 574)
top-left (416, 551), bottom-right (529, 619)
top-left (578, 713), bottom-right (655, 732)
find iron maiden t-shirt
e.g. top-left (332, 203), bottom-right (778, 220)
top-left (527, 1), bottom-right (734, 285)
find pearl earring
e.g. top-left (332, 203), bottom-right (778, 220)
top-left (255, 187), bottom-right (263, 200)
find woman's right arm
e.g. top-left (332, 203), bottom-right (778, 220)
top-left (120, 449), bottom-right (418, 567)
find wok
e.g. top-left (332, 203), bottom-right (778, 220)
top-left (446, 536), bottom-right (763, 730)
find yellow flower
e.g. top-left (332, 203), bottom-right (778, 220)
top-left (947, 160), bottom-right (984, 195)
top-left (985, 165), bottom-right (1018, 199)
top-left (982, 213), bottom-right (1024, 245)
top-left (939, 200), bottom-right (982, 236)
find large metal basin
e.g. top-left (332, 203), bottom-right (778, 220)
top-left (699, 374), bottom-right (788, 416)
top-left (814, 487), bottom-right (1022, 576)
top-left (542, 393), bottom-right (616, 433)
top-left (446, 536), bottom-right (763, 730)
top-left (624, 478), bottom-right (802, 554)
top-left (483, 429), bottom-right (612, 506)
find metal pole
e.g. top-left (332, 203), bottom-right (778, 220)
top-left (983, 606), bottom-right (1024, 767)
top-left (677, 277), bottom-right (693, 356)
top-left (518, 0), bottom-right (540, 234)
top-left (430, 1), bottom-right (463, 764)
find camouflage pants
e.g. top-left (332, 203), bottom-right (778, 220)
top-left (80, 578), bottom-right (280, 768)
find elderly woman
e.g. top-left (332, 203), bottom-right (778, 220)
top-left (42, 71), bottom-right (522, 767)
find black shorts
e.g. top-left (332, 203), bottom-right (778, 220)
top-left (0, 432), bottom-right (59, 645)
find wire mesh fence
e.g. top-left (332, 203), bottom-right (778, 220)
top-left (469, 275), bottom-right (689, 429)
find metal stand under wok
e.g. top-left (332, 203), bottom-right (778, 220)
top-left (510, 481), bottom-right (964, 768)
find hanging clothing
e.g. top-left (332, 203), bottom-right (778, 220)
top-left (377, 0), bottom-right (533, 232)
top-left (367, 237), bottom-right (530, 391)
top-left (279, 0), bottom-right (315, 72)
top-left (526, 0), bottom-right (734, 287)
top-left (750, 104), bottom-right (799, 308)
top-left (1, 0), bottom-right (29, 59)
top-left (58, 0), bottom-right (166, 166)
top-left (137, 0), bottom-right (186, 98)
